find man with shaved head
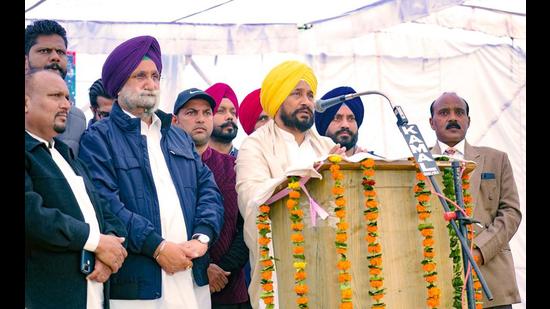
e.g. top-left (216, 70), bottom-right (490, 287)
top-left (429, 92), bottom-right (521, 308)
top-left (26, 69), bottom-right (127, 308)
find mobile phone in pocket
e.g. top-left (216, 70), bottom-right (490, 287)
top-left (80, 250), bottom-right (95, 275)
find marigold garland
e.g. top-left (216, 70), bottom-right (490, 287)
top-left (462, 172), bottom-right (483, 309)
top-left (361, 158), bottom-right (386, 309)
top-left (287, 176), bottom-right (309, 308)
top-left (257, 204), bottom-right (275, 308)
top-left (414, 171), bottom-right (441, 309)
top-left (328, 155), bottom-right (353, 309)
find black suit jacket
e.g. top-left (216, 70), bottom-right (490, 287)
top-left (25, 132), bottom-right (127, 309)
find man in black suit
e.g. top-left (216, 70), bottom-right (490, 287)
top-left (25, 69), bottom-right (128, 308)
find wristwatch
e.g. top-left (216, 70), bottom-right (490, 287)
top-left (192, 233), bottom-right (210, 245)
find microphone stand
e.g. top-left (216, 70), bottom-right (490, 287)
top-left (315, 90), bottom-right (493, 307)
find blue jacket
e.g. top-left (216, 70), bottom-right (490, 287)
top-left (78, 103), bottom-right (224, 299)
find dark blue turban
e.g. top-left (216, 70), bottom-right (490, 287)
top-left (314, 86), bottom-right (364, 135)
top-left (102, 35), bottom-right (162, 98)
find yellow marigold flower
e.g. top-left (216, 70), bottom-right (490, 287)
top-left (341, 288), bottom-right (352, 299)
top-left (293, 261), bottom-right (307, 269)
top-left (328, 154), bottom-right (342, 163)
top-left (288, 181), bottom-right (300, 190)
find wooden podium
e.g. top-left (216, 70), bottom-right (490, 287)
top-left (268, 159), bottom-right (475, 308)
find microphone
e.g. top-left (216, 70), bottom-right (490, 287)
top-left (315, 93), bottom-right (357, 112)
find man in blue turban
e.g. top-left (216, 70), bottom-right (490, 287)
top-left (78, 35), bottom-right (224, 309)
top-left (314, 86), bottom-right (366, 156)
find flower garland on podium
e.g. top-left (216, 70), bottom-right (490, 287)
top-left (257, 204), bottom-right (275, 308)
top-left (328, 155), bottom-right (353, 309)
top-left (414, 171), bottom-right (441, 308)
top-left (361, 158), bottom-right (386, 309)
top-left (287, 176), bottom-right (309, 308)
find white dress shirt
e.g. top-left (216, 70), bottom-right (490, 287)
top-left (437, 139), bottom-right (465, 160)
top-left (26, 130), bottom-right (103, 309)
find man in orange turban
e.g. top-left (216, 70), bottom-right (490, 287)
top-left (235, 60), bottom-right (345, 309)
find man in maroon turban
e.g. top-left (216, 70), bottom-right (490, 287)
top-left (78, 35), bottom-right (224, 309)
top-left (238, 88), bottom-right (271, 136)
top-left (205, 82), bottom-right (240, 157)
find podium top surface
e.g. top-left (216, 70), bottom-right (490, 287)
top-left (317, 157), bottom-right (477, 173)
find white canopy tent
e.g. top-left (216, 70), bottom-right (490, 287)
top-left (25, 0), bottom-right (526, 306)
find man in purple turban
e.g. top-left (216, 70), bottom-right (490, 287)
top-left (78, 35), bottom-right (224, 309)
top-left (205, 82), bottom-right (240, 157)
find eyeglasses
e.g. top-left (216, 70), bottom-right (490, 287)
top-left (97, 111), bottom-right (110, 119)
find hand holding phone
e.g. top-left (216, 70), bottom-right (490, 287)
top-left (80, 250), bottom-right (95, 275)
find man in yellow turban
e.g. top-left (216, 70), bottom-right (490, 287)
top-left (235, 60), bottom-right (345, 309)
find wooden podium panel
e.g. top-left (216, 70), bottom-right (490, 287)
top-left (269, 160), bottom-right (474, 308)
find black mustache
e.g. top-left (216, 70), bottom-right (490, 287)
top-left (44, 63), bottom-right (63, 72)
top-left (221, 121), bottom-right (237, 129)
top-left (336, 128), bottom-right (353, 136)
top-left (293, 107), bottom-right (313, 116)
top-left (446, 122), bottom-right (461, 130)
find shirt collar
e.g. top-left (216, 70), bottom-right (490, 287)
top-left (437, 139), bottom-right (465, 155)
top-left (25, 130), bottom-right (54, 149)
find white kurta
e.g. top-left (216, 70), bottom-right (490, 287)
top-left (235, 120), bottom-right (335, 309)
top-left (110, 113), bottom-right (208, 309)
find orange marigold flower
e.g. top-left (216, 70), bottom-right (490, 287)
top-left (365, 234), bottom-right (376, 243)
top-left (425, 275), bottom-right (437, 283)
top-left (465, 207), bottom-right (473, 216)
top-left (293, 246), bottom-right (305, 255)
top-left (291, 223), bottom-right (304, 231)
top-left (338, 273), bottom-right (351, 282)
top-left (462, 183), bottom-right (470, 189)
top-left (418, 212), bottom-right (430, 220)
top-left (335, 198), bottom-right (346, 206)
top-left (369, 267), bottom-right (381, 275)
top-left (296, 296), bottom-right (308, 305)
top-left (258, 237), bottom-right (270, 246)
top-left (462, 172), bottom-right (471, 180)
top-left (294, 284), bottom-right (309, 295)
top-left (291, 209), bottom-right (304, 217)
top-left (337, 260), bottom-right (351, 270)
top-left (368, 243), bottom-right (382, 253)
top-left (367, 225), bottom-right (378, 233)
top-left (263, 296), bottom-right (274, 304)
top-left (414, 185), bottom-right (423, 192)
top-left (416, 172), bottom-right (426, 181)
top-left (337, 247), bottom-right (348, 254)
top-left (362, 158), bottom-right (375, 168)
top-left (366, 212), bottom-right (379, 221)
top-left (422, 263), bottom-right (435, 272)
top-left (473, 280), bottom-right (482, 290)
top-left (332, 187), bottom-right (345, 195)
top-left (291, 233), bottom-right (305, 242)
top-left (427, 297), bottom-right (440, 307)
top-left (463, 195), bottom-right (473, 203)
top-left (370, 257), bottom-right (382, 266)
top-left (262, 283), bottom-right (273, 291)
top-left (337, 222), bottom-right (349, 230)
top-left (423, 237), bottom-right (434, 247)
top-left (417, 194), bottom-right (430, 202)
top-left (428, 287), bottom-right (440, 297)
top-left (336, 233), bottom-right (348, 243)
top-left (295, 271), bottom-right (307, 281)
top-left (420, 228), bottom-right (434, 237)
top-left (476, 304), bottom-right (483, 309)
top-left (364, 190), bottom-right (377, 197)
top-left (261, 259), bottom-right (273, 267)
top-left (286, 199), bottom-right (298, 209)
top-left (364, 169), bottom-right (375, 177)
top-left (366, 200), bottom-right (378, 208)
top-left (341, 288), bottom-right (352, 299)
top-left (474, 292), bottom-right (483, 300)
top-left (335, 209), bottom-right (346, 218)
top-left (261, 270), bottom-right (273, 280)
top-left (260, 249), bottom-right (269, 257)
top-left (416, 204), bottom-right (427, 212)
top-left (372, 293), bottom-right (384, 301)
top-left (370, 279), bottom-right (383, 288)
top-left (330, 164), bottom-right (341, 173)
top-left (259, 205), bottom-right (270, 213)
top-left (340, 302), bottom-right (353, 309)
top-left (289, 190), bottom-right (301, 199)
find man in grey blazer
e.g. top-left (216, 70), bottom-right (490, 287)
top-left (429, 92), bottom-right (521, 308)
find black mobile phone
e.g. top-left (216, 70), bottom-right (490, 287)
top-left (80, 250), bottom-right (95, 275)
